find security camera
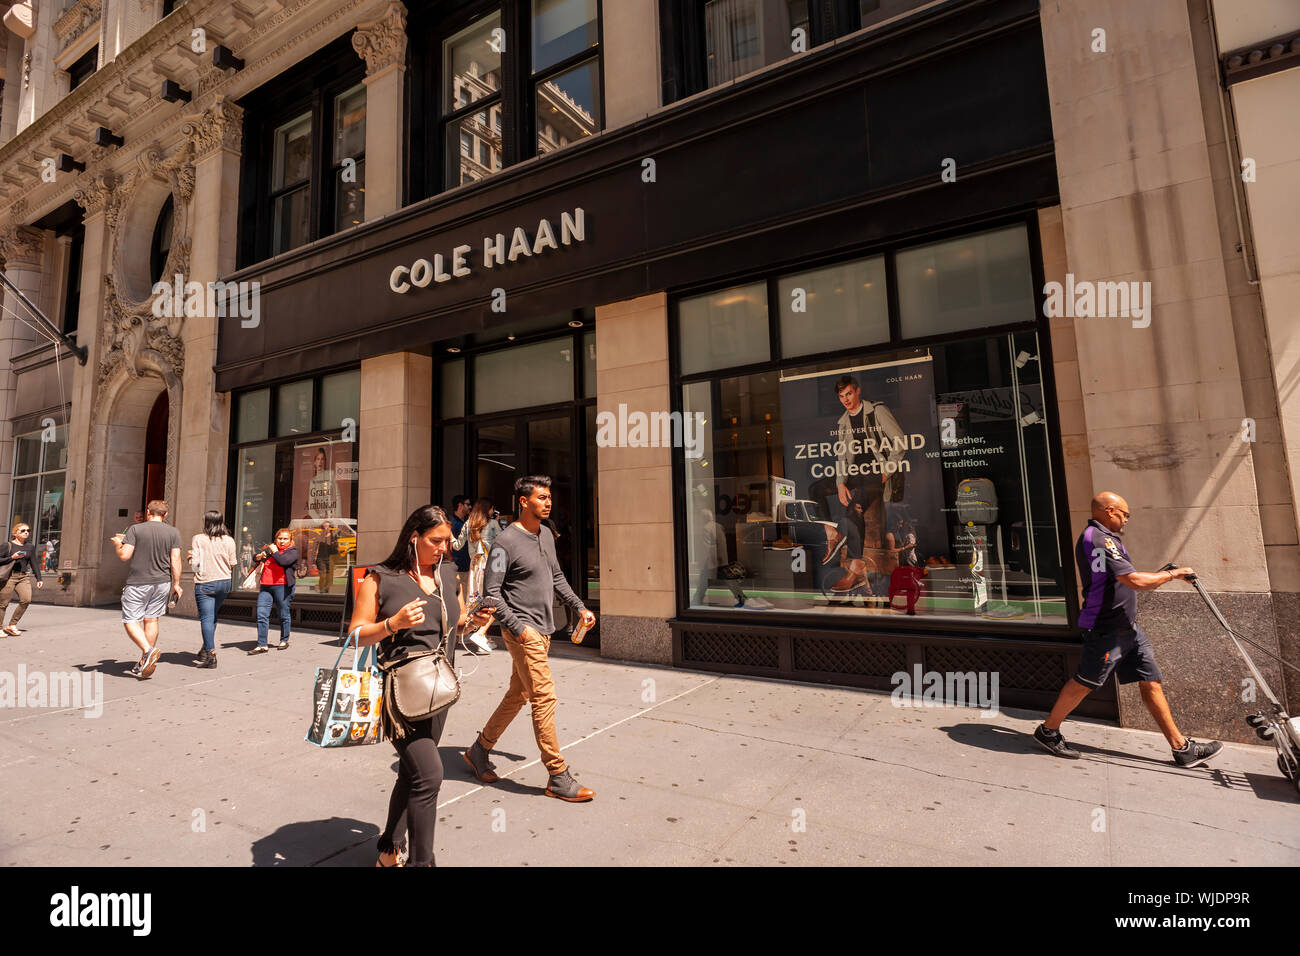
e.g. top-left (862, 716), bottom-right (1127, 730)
top-left (1015, 351), bottom-right (1038, 369)
top-left (1019, 410), bottom-right (1042, 427)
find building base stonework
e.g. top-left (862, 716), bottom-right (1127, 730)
top-left (1122, 590), bottom-right (1291, 745)
top-left (599, 615), bottom-right (673, 666)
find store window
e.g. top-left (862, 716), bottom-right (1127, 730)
top-left (895, 225), bottom-right (1035, 339)
top-left (238, 35), bottom-right (367, 267)
top-left (677, 221), bottom-right (1067, 627)
top-left (411, 1), bottom-right (603, 200)
top-left (677, 281), bottom-right (770, 375)
top-left (230, 372), bottom-right (360, 595)
top-left (8, 424), bottom-right (68, 575)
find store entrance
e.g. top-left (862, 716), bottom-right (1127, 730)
top-left (472, 410), bottom-right (582, 604)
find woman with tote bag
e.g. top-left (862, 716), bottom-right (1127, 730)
top-left (346, 505), bottom-right (494, 867)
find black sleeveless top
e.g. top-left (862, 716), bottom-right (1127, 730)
top-left (370, 562), bottom-right (460, 668)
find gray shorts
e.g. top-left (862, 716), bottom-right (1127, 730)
top-left (122, 582), bottom-right (171, 623)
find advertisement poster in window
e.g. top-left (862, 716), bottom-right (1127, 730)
top-left (777, 356), bottom-right (946, 603)
top-left (289, 441), bottom-right (356, 588)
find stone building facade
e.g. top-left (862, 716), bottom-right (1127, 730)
top-left (0, 0), bottom-right (1296, 742)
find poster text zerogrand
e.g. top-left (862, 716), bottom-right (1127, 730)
top-left (793, 434), bottom-right (927, 479)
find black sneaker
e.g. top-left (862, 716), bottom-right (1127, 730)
top-left (194, 648), bottom-right (211, 666)
top-left (247, 645), bottom-right (269, 656)
top-left (1173, 738), bottom-right (1222, 768)
top-left (198, 652), bottom-right (218, 670)
top-left (1034, 724), bottom-right (1080, 759)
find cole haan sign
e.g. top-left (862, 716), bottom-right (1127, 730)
top-left (389, 207), bottom-right (589, 295)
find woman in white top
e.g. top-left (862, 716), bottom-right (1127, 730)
top-left (189, 510), bottom-right (238, 669)
top-left (452, 498), bottom-right (500, 655)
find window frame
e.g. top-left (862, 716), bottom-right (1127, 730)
top-left (226, 366), bottom-right (363, 592)
top-left (408, 0), bottom-right (605, 203)
top-left (666, 210), bottom-right (1081, 637)
top-left (9, 423), bottom-right (69, 574)
top-left (237, 34), bottom-right (368, 268)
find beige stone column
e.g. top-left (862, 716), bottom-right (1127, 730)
top-left (594, 292), bottom-right (675, 664)
top-left (0, 225), bottom-right (47, 527)
top-left (357, 351), bottom-right (431, 565)
top-left (603, 0), bottom-right (660, 128)
top-left (1041, 0), bottom-right (1286, 736)
top-left (63, 173), bottom-right (113, 605)
top-left (168, 96), bottom-right (242, 612)
top-left (353, 2), bottom-right (407, 222)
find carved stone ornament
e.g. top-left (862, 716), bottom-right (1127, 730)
top-left (73, 171), bottom-right (116, 214)
top-left (181, 96), bottom-right (244, 161)
top-left (54, 0), bottom-right (103, 52)
top-left (97, 273), bottom-right (187, 390)
top-left (352, 2), bottom-right (408, 75)
top-left (0, 224), bottom-right (44, 264)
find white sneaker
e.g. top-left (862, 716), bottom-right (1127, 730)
top-left (743, 596), bottom-right (776, 610)
top-left (469, 632), bottom-right (492, 655)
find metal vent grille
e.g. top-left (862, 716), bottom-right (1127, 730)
top-left (682, 628), bottom-right (779, 669)
top-left (927, 644), bottom-right (1067, 690)
top-left (794, 637), bottom-right (907, 675)
top-left (218, 603), bottom-right (255, 621)
top-left (299, 607), bottom-right (341, 625)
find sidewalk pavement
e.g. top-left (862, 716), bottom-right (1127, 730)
top-left (1, 605), bottom-right (1296, 867)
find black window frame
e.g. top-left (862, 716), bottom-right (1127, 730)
top-left (236, 34), bottom-right (368, 269)
top-left (67, 45), bottom-right (98, 92)
top-left (407, 0), bottom-right (605, 204)
top-left (660, 0), bottom-right (924, 103)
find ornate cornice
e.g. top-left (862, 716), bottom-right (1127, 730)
top-left (352, 1), bottom-right (407, 76)
top-left (181, 96), bottom-right (244, 161)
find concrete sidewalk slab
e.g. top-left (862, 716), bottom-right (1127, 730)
top-left (0, 606), bottom-right (1296, 866)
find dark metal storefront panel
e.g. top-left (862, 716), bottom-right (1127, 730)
top-left (215, 0), bottom-right (1053, 390)
top-left (672, 620), bottom-right (1118, 719)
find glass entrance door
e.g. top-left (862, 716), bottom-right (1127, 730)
top-left (470, 411), bottom-right (587, 606)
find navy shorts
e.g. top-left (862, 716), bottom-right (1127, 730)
top-left (1075, 624), bottom-right (1164, 687)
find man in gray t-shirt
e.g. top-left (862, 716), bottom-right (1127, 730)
top-left (464, 475), bottom-right (597, 803)
top-left (112, 499), bottom-right (182, 679)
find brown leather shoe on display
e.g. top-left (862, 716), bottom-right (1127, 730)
top-left (822, 529), bottom-right (846, 565)
top-left (831, 559), bottom-right (866, 593)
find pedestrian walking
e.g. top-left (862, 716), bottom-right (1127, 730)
top-left (452, 497), bottom-right (499, 655)
top-left (1034, 491), bottom-right (1223, 767)
top-left (448, 494), bottom-right (472, 602)
top-left (0, 521), bottom-right (44, 636)
top-left (189, 510), bottom-right (237, 669)
top-left (347, 505), bottom-right (495, 867)
top-left (463, 475), bottom-right (598, 802)
top-left (248, 529), bottom-right (298, 655)
top-left (112, 500), bottom-right (182, 679)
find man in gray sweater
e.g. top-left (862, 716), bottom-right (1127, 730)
top-left (464, 475), bottom-right (597, 802)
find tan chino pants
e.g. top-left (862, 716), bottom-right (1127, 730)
top-left (479, 626), bottom-right (566, 776)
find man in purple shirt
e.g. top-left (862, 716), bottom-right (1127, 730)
top-left (1034, 491), bottom-right (1222, 768)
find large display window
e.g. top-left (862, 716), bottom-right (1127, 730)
top-left (677, 222), bottom-right (1068, 626)
top-left (229, 370), bottom-right (360, 594)
top-left (8, 424), bottom-right (68, 574)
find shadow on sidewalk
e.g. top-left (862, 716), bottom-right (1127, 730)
top-left (251, 816), bottom-right (379, 867)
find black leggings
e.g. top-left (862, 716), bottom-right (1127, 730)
top-left (378, 710), bottom-right (448, 867)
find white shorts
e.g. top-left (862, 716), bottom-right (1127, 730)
top-left (122, 582), bottom-right (171, 623)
